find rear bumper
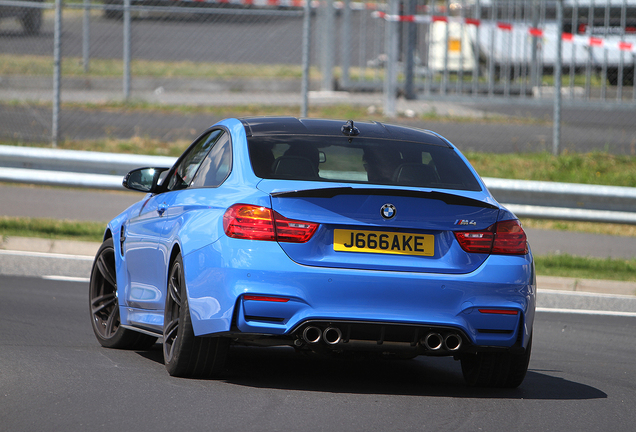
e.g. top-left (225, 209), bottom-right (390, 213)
top-left (184, 238), bottom-right (535, 351)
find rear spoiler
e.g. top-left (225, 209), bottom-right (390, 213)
top-left (271, 187), bottom-right (498, 209)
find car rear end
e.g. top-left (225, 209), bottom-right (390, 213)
top-left (188, 118), bottom-right (535, 361)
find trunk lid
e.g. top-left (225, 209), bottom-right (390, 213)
top-left (259, 180), bottom-right (501, 274)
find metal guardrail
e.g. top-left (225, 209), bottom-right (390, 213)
top-left (1, 145), bottom-right (635, 224)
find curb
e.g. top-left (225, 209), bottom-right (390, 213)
top-left (0, 235), bottom-right (100, 257)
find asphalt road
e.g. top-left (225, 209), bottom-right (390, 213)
top-left (1, 274), bottom-right (634, 432)
top-left (0, 9), bottom-right (367, 65)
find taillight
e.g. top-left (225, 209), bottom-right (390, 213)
top-left (223, 204), bottom-right (276, 241)
top-left (454, 226), bottom-right (495, 253)
top-left (492, 219), bottom-right (528, 254)
top-left (274, 213), bottom-right (319, 243)
top-left (223, 204), bottom-right (318, 243)
top-left (455, 220), bottom-right (528, 255)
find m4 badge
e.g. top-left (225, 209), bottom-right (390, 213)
top-left (455, 219), bottom-right (477, 226)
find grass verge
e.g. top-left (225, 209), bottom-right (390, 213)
top-left (521, 219), bottom-right (636, 237)
top-left (535, 254), bottom-right (636, 282)
top-left (0, 53), bottom-right (611, 87)
top-left (465, 151), bottom-right (636, 187)
top-left (0, 54), bottom-right (309, 79)
top-left (0, 216), bottom-right (105, 243)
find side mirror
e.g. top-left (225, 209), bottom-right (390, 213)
top-left (122, 167), bottom-right (169, 193)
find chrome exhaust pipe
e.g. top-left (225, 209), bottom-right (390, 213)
top-left (423, 333), bottom-right (443, 351)
top-left (323, 327), bottom-right (342, 345)
top-left (444, 333), bottom-right (462, 351)
top-left (302, 326), bottom-right (322, 344)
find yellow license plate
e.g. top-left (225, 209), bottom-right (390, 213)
top-left (334, 229), bottom-right (434, 257)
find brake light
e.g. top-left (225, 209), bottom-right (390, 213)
top-left (455, 220), bottom-right (528, 255)
top-left (223, 204), bottom-right (318, 243)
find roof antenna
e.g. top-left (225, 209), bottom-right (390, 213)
top-left (341, 120), bottom-right (360, 137)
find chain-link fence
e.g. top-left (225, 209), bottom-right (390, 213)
top-left (0, 0), bottom-right (309, 146)
top-left (1, 0), bottom-right (635, 155)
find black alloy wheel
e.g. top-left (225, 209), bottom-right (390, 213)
top-left (89, 238), bottom-right (157, 349)
top-left (163, 252), bottom-right (229, 378)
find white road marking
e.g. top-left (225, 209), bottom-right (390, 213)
top-left (42, 275), bottom-right (91, 283)
top-left (536, 307), bottom-right (636, 317)
top-left (539, 288), bottom-right (636, 300)
top-left (0, 249), bottom-right (93, 261)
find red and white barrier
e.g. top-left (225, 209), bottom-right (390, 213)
top-left (373, 12), bottom-right (636, 55)
top-left (167, 0), bottom-right (385, 10)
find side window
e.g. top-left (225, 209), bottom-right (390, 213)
top-left (167, 130), bottom-right (223, 191)
top-left (190, 133), bottom-right (232, 188)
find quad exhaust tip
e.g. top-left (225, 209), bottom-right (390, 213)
top-left (302, 326), bottom-right (322, 344)
top-left (323, 327), bottom-right (342, 345)
top-left (444, 334), bottom-right (462, 351)
top-left (423, 333), bottom-right (443, 350)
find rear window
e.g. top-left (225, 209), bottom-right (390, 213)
top-left (248, 136), bottom-right (481, 192)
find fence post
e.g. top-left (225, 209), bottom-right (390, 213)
top-left (530, 0), bottom-right (540, 91)
top-left (52, 0), bottom-right (62, 148)
top-left (384, 0), bottom-right (399, 117)
top-left (442, 0), bottom-right (450, 95)
top-left (341, 0), bottom-right (351, 90)
top-left (553, 0), bottom-right (563, 156)
top-left (472, 0), bottom-right (480, 95)
top-left (123, 0), bottom-right (131, 100)
top-left (82, 0), bottom-right (90, 72)
top-left (618, 0), bottom-right (627, 100)
top-left (320, 0), bottom-right (335, 91)
top-left (404, 0), bottom-right (417, 100)
top-left (300, 0), bottom-right (312, 117)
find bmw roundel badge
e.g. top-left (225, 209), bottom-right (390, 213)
top-left (380, 203), bottom-right (397, 220)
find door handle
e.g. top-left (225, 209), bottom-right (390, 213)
top-left (157, 203), bottom-right (167, 216)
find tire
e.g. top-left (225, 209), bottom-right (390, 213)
top-left (89, 238), bottom-right (157, 349)
top-left (607, 67), bottom-right (635, 87)
top-left (20, 9), bottom-right (42, 35)
top-left (460, 335), bottom-right (532, 388)
top-left (163, 252), bottom-right (229, 378)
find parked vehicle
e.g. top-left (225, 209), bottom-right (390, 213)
top-left (89, 117), bottom-right (535, 387)
top-left (470, 0), bottom-right (636, 86)
top-left (0, 0), bottom-right (43, 34)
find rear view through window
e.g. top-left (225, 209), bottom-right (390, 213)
top-left (248, 136), bottom-right (482, 191)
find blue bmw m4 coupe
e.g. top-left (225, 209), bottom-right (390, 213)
top-left (89, 117), bottom-right (535, 387)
